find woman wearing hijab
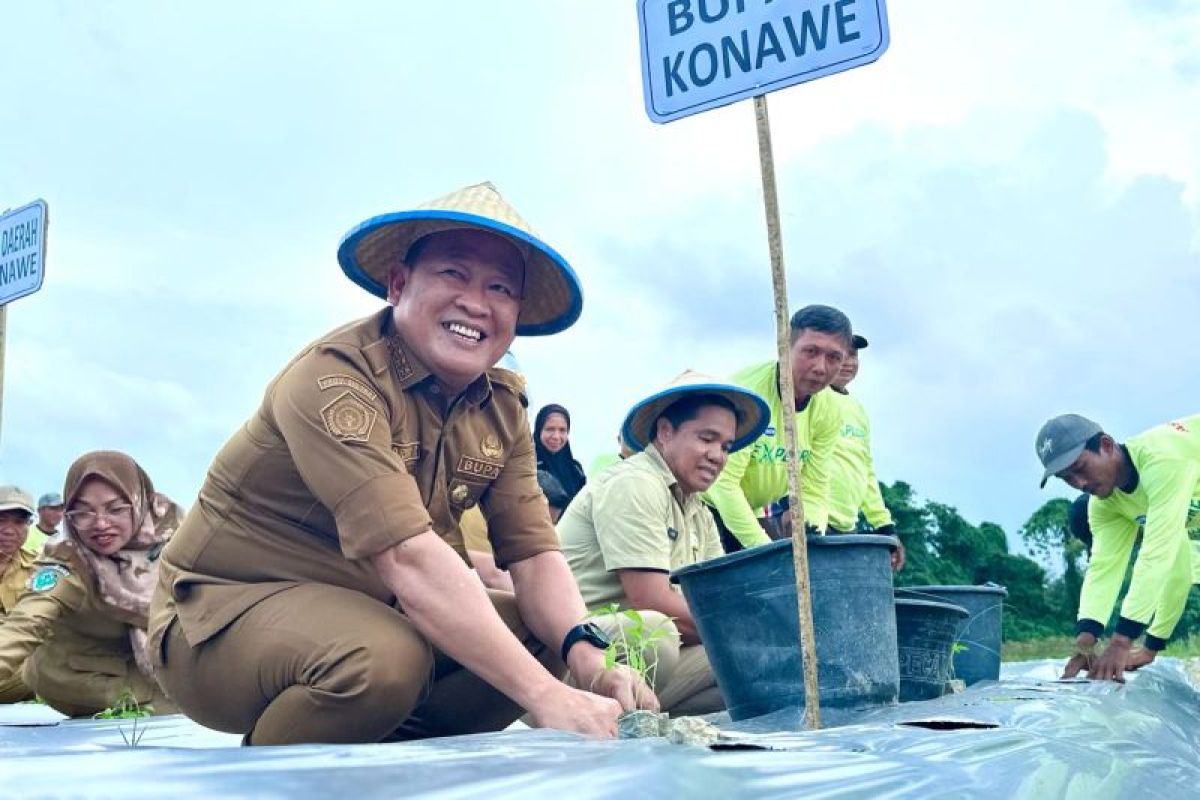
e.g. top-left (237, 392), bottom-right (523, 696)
top-left (0, 451), bottom-right (182, 717)
top-left (534, 404), bottom-right (587, 507)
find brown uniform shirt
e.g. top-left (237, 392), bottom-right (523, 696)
top-left (0, 548), bottom-right (38, 615)
top-left (151, 308), bottom-right (559, 651)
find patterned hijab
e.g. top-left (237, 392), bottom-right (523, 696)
top-left (46, 451), bottom-right (182, 677)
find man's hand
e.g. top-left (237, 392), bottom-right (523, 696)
top-left (588, 664), bottom-right (660, 713)
top-left (526, 684), bottom-right (624, 738)
top-left (568, 643), bottom-right (659, 713)
top-left (1087, 634), bottom-right (1133, 682)
top-left (1061, 633), bottom-right (1097, 678)
top-left (1124, 646), bottom-right (1156, 672)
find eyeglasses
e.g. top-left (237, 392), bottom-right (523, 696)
top-left (66, 505), bottom-right (133, 529)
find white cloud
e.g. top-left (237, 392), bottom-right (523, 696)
top-left (2, 0), bottom-right (1198, 545)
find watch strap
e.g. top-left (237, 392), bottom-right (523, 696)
top-left (560, 622), bottom-right (610, 663)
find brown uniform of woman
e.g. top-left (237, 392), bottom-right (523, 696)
top-left (0, 451), bottom-right (181, 717)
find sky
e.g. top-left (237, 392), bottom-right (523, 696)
top-left (2, 1), bottom-right (1198, 564)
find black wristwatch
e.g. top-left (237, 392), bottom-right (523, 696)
top-left (560, 622), bottom-right (611, 662)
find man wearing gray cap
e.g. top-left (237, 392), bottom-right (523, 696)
top-left (1036, 412), bottom-right (1200, 681)
top-left (25, 493), bottom-right (64, 554)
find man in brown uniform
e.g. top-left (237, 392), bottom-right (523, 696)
top-left (149, 183), bottom-right (656, 745)
top-left (0, 487), bottom-right (38, 702)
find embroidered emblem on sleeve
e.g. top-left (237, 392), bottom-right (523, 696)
top-left (317, 375), bottom-right (380, 403)
top-left (480, 434), bottom-right (504, 460)
top-left (321, 391), bottom-right (378, 442)
top-left (28, 564), bottom-right (70, 593)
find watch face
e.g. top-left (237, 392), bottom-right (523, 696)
top-left (584, 623), bottom-right (611, 649)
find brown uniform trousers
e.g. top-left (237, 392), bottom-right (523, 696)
top-left (159, 585), bottom-right (562, 745)
top-left (0, 561), bottom-right (174, 716)
top-left (150, 311), bottom-right (563, 744)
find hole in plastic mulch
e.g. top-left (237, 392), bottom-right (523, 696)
top-left (898, 719), bottom-right (1000, 731)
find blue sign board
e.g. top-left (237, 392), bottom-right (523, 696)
top-left (638, 0), bottom-right (890, 124)
top-left (0, 199), bottom-right (47, 305)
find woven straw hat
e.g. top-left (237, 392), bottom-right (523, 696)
top-left (622, 370), bottom-right (770, 454)
top-left (337, 182), bottom-right (583, 336)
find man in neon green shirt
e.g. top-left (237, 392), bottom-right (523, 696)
top-left (1037, 413), bottom-right (1200, 682)
top-left (704, 305), bottom-right (850, 551)
top-left (23, 493), bottom-right (63, 555)
top-left (1064, 492), bottom-right (1200, 674)
top-left (827, 335), bottom-right (904, 571)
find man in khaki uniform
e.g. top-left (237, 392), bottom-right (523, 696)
top-left (0, 487), bottom-right (38, 702)
top-left (559, 371), bottom-right (769, 714)
top-left (149, 183), bottom-right (655, 745)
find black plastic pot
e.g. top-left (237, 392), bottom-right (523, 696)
top-left (894, 597), bottom-right (969, 701)
top-left (672, 535), bottom-right (899, 721)
top-left (894, 584), bottom-right (1007, 685)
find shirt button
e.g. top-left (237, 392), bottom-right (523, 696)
top-left (430, 385), bottom-right (440, 395)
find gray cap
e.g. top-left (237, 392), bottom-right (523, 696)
top-left (0, 486), bottom-right (35, 515)
top-left (1036, 414), bottom-right (1103, 488)
top-left (37, 492), bottom-right (64, 509)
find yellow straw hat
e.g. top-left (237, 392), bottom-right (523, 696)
top-left (337, 182), bottom-right (583, 336)
top-left (622, 370), bottom-right (770, 453)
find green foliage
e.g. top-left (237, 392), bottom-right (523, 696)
top-left (1019, 497), bottom-right (1087, 621)
top-left (883, 481), bottom-right (1070, 641)
top-left (1003, 634), bottom-right (1200, 661)
top-left (591, 603), bottom-right (674, 688)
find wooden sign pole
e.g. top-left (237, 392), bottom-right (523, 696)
top-left (753, 93), bottom-right (821, 730)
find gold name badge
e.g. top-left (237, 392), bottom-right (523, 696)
top-left (457, 455), bottom-right (501, 481)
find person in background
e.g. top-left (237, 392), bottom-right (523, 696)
top-left (560, 370), bottom-right (769, 714)
top-left (460, 507), bottom-right (514, 593)
top-left (704, 305), bottom-right (850, 552)
top-left (1038, 413), bottom-right (1200, 681)
top-left (826, 334), bottom-right (904, 571)
top-left (0, 452), bottom-right (181, 716)
top-left (0, 487), bottom-right (39, 702)
top-left (25, 493), bottom-right (65, 554)
top-left (464, 470), bottom-right (571, 594)
top-left (535, 404), bottom-right (587, 507)
top-left (587, 431), bottom-right (635, 478)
